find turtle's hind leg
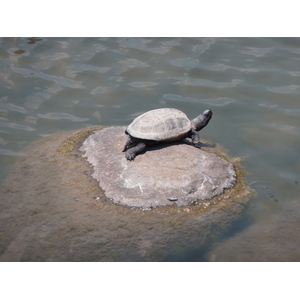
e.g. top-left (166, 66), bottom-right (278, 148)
top-left (123, 135), bottom-right (135, 152)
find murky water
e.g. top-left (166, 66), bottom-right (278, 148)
top-left (0, 37), bottom-right (299, 261)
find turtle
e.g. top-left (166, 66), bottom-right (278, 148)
top-left (122, 108), bottom-right (212, 161)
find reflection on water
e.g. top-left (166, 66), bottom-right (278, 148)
top-left (0, 37), bottom-right (300, 261)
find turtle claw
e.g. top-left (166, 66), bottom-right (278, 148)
top-left (194, 142), bottom-right (202, 148)
top-left (125, 152), bottom-right (136, 161)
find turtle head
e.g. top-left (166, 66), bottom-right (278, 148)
top-left (191, 109), bottom-right (213, 131)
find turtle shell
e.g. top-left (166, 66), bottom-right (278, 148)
top-left (126, 108), bottom-right (192, 141)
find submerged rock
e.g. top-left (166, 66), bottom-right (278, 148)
top-left (80, 127), bottom-right (237, 208)
top-left (205, 198), bottom-right (300, 262)
top-left (0, 126), bottom-right (252, 262)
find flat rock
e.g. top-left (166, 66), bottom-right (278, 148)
top-left (80, 126), bottom-right (237, 208)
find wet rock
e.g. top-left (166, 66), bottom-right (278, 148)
top-left (80, 126), bottom-right (237, 208)
top-left (0, 127), bottom-right (251, 262)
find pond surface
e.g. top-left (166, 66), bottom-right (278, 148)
top-left (0, 37), bottom-right (299, 261)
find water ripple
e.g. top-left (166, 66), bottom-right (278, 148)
top-left (37, 113), bottom-right (89, 122)
top-left (2, 103), bottom-right (27, 114)
top-left (91, 84), bottom-right (118, 95)
top-left (31, 52), bottom-right (70, 70)
top-left (162, 94), bottom-right (236, 106)
top-left (172, 77), bottom-right (243, 88)
top-left (69, 64), bottom-right (111, 74)
top-left (118, 58), bottom-right (148, 68)
top-left (239, 47), bottom-right (274, 57)
top-left (11, 66), bottom-right (84, 88)
top-left (266, 85), bottom-right (300, 94)
top-left (287, 71), bottom-right (300, 77)
top-left (168, 57), bottom-right (200, 68)
top-left (118, 38), bottom-right (170, 54)
top-left (129, 82), bottom-right (158, 88)
top-left (191, 40), bottom-right (214, 55)
top-left (206, 63), bottom-right (259, 73)
top-left (25, 92), bottom-right (52, 110)
top-left (0, 120), bottom-right (35, 131)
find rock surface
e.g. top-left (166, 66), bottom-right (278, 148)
top-left (80, 126), bottom-right (237, 208)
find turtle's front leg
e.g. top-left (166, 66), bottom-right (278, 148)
top-left (190, 129), bottom-right (201, 148)
top-left (125, 142), bottom-right (147, 161)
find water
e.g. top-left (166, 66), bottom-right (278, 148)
top-left (0, 37), bottom-right (299, 261)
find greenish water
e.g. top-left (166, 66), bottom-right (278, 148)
top-left (0, 37), bottom-right (299, 261)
